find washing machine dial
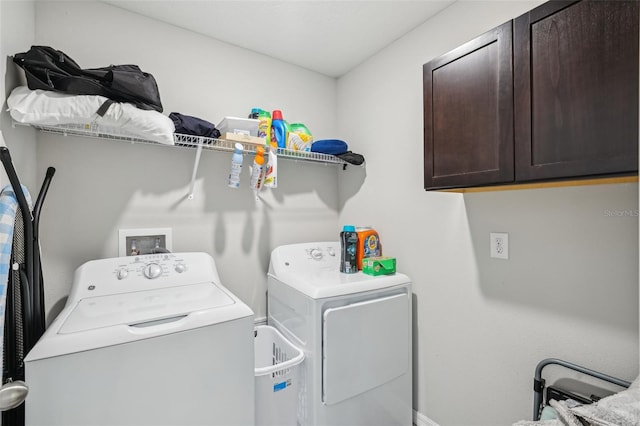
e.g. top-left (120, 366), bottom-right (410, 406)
top-left (175, 263), bottom-right (187, 273)
top-left (116, 268), bottom-right (128, 280)
top-left (143, 263), bottom-right (163, 279)
top-left (310, 248), bottom-right (323, 260)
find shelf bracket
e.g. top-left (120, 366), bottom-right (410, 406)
top-left (187, 139), bottom-right (204, 199)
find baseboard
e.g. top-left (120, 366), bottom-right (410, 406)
top-left (413, 410), bottom-right (440, 426)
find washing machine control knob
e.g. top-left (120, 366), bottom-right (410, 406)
top-left (310, 249), bottom-right (323, 260)
top-left (175, 263), bottom-right (187, 273)
top-left (143, 263), bottom-right (163, 279)
top-left (327, 247), bottom-right (335, 256)
top-left (116, 268), bottom-right (128, 280)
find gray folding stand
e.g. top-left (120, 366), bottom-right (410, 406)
top-left (532, 358), bottom-right (632, 420)
top-left (0, 147), bottom-right (55, 426)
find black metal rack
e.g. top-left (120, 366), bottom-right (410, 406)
top-left (532, 358), bottom-right (632, 421)
top-left (0, 146), bottom-right (55, 425)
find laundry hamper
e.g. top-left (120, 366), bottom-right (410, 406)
top-left (254, 325), bottom-right (304, 426)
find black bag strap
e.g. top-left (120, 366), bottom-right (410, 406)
top-left (96, 99), bottom-right (114, 117)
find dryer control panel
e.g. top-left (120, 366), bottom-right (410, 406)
top-left (273, 242), bottom-right (340, 269)
top-left (268, 242), bottom-right (410, 299)
top-left (305, 244), bottom-right (339, 262)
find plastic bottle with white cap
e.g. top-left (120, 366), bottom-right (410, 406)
top-left (228, 143), bottom-right (243, 188)
top-left (249, 145), bottom-right (266, 194)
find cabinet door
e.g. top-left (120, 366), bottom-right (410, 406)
top-left (514, 0), bottom-right (639, 182)
top-left (423, 21), bottom-right (514, 190)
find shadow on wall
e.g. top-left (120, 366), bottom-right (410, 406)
top-left (463, 183), bottom-right (639, 332)
top-left (37, 132), bottom-right (341, 226)
top-left (336, 161), bottom-right (367, 212)
top-left (411, 292), bottom-right (420, 411)
top-left (2, 56), bottom-right (37, 189)
top-left (4, 56), bottom-right (25, 98)
top-left (197, 149), bottom-right (344, 271)
top-left (47, 297), bottom-right (66, 328)
top-left (33, 131), bottom-right (344, 302)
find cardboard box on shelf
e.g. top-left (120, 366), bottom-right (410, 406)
top-left (362, 257), bottom-right (396, 276)
top-left (220, 132), bottom-right (266, 147)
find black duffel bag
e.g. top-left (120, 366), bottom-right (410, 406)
top-left (13, 46), bottom-right (163, 112)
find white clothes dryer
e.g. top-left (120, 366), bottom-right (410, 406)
top-left (267, 242), bottom-right (412, 426)
top-left (24, 252), bottom-right (254, 426)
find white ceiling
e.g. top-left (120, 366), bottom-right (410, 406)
top-left (103, 0), bottom-right (455, 77)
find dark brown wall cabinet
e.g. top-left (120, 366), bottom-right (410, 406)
top-left (423, 22), bottom-right (514, 190)
top-left (423, 0), bottom-right (639, 190)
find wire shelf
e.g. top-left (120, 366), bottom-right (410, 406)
top-left (15, 121), bottom-right (348, 166)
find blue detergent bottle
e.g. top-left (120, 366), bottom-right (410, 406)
top-left (271, 110), bottom-right (287, 149)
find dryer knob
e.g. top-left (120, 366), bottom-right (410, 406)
top-left (310, 249), bottom-right (323, 260)
top-left (175, 263), bottom-right (187, 273)
top-left (116, 268), bottom-right (128, 280)
top-left (143, 263), bottom-right (163, 279)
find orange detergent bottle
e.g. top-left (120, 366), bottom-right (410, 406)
top-left (356, 227), bottom-right (381, 270)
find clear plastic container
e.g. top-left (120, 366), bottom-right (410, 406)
top-left (217, 116), bottom-right (259, 136)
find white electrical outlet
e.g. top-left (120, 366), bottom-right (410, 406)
top-left (490, 232), bottom-right (509, 260)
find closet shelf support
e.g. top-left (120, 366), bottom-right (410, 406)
top-left (187, 140), bottom-right (204, 199)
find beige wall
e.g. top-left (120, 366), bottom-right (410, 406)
top-left (3, 0), bottom-right (342, 322)
top-left (1, 1), bottom-right (637, 425)
top-left (337, 1), bottom-right (639, 424)
top-left (1, 0), bottom-right (37, 190)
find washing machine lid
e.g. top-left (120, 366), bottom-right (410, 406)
top-left (26, 281), bottom-right (253, 361)
top-left (268, 242), bottom-right (410, 299)
top-left (59, 282), bottom-right (234, 334)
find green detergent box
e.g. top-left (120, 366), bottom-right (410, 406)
top-left (362, 256), bottom-right (396, 276)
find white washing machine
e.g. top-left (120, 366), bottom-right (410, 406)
top-left (24, 252), bottom-right (254, 426)
top-left (267, 242), bottom-right (412, 426)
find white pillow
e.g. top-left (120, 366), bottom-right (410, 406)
top-left (7, 86), bottom-right (175, 145)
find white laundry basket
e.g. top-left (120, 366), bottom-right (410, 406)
top-left (254, 325), bottom-right (305, 426)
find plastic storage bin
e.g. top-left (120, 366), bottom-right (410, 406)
top-left (254, 325), bottom-right (305, 426)
top-left (217, 116), bottom-right (259, 136)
